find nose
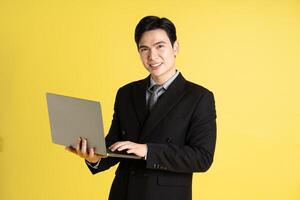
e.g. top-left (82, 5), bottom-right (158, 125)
top-left (148, 49), bottom-right (158, 60)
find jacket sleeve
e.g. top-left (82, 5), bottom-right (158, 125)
top-left (146, 91), bottom-right (217, 173)
top-left (86, 89), bottom-right (122, 174)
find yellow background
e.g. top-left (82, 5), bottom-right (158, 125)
top-left (0, 0), bottom-right (299, 199)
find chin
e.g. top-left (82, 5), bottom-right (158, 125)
top-left (150, 70), bottom-right (163, 78)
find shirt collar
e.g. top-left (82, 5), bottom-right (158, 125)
top-left (149, 70), bottom-right (179, 90)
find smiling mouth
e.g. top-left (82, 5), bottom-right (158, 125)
top-left (149, 63), bottom-right (162, 69)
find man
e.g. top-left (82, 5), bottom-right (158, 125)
top-left (66, 16), bottom-right (217, 200)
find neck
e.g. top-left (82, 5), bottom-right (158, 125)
top-left (151, 69), bottom-right (177, 85)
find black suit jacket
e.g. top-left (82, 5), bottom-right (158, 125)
top-left (87, 73), bottom-right (217, 200)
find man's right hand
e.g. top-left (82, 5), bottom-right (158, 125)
top-left (65, 137), bottom-right (106, 163)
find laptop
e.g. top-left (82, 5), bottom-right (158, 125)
top-left (46, 93), bottom-right (142, 159)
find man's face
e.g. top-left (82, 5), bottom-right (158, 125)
top-left (138, 29), bottom-right (178, 84)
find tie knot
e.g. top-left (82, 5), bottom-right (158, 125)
top-left (149, 84), bottom-right (163, 93)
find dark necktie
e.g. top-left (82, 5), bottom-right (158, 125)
top-left (148, 84), bottom-right (164, 111)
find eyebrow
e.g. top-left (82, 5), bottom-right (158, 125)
top-left (138, 41), bottom-right (167, 49)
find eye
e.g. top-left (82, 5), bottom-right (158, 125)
top-left (140, 48), bottom-right (148, 53)
top-left (158, 44), bottom-right (164, 48)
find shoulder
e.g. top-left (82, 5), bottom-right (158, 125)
top-left (182, 79), bottom-right (216, 112)
top-left (120, 79), bottom-right (146, 90)
top-left (184, 80), bottom-right (216, 118)
top-left (119, 78), bottom-right (146, 91)
top-left (184, 80), bottom-right (214, 98)
top-left (115, 77), bottom-right (148, 97)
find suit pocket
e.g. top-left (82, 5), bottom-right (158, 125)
top-left (157, 175), bottom-right (190, 187)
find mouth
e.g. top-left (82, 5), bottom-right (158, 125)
top-left (148, 63), bottom-right (162, 70)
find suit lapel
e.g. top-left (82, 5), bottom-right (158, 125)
top-left (140, 73), bottom-right (186, 141)
top-left (131, 76), bottom-right (149, 128)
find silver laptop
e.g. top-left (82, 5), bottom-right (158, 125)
top-left (46, 93), bottom-right (142, 159)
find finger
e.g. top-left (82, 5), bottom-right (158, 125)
top-left (88, 147), bottom-right (95, 159)
top-left (76, 137), bottom-right (82, 155)
top-left (117, 144), bottom-right (134, 151)
top-left (127, 148), bottom-right (145, 157)
top-left (126, 149), bottom-right (135, 154)
top-left (89, 148), bottom-right (108, 160)
top-left (127, 144), bottom-right (146, 157)
top-left (125, 145), bottom-right (139, 153)
top-left (81, 138), bottom-right (87, 156)
top-left (109, 141), bottom-right (129, 151)
top-left (109, 141), bottom-right (125, 150)
top-left (126, 149), bottom-right (141, 157)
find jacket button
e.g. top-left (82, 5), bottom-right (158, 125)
top-left (121, 130), bottom-right (126, 136)
top-left (166, 137), bottom-right (172, 143)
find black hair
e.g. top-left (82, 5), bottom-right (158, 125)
top-left (134, 16), bottom-right (177, 48)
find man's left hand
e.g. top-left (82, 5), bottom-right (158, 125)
top-left (109, 141), bottom-right (147, 158)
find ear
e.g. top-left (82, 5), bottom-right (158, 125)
top-left (173, 41), bottom-right (179, 56)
